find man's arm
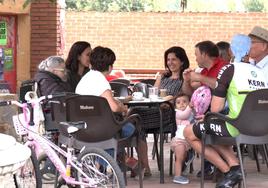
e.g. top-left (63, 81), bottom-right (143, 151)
top-left (190, 72), bottom-right (217, 89)
top-left (210, 95), bottom-right (225, 113)
top-left (210, 64), bottom-right (234, 113)
top-left (190, 81), bottom-right (202, 90)
top-left (181, 68), bottom-right (195, 95)
top-left (181, 80), bottom-right (194, 96)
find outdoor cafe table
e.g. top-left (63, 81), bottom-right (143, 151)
top-left (120, 97), bottom-right (172, 184)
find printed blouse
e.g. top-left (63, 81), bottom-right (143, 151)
top-left (160, 76), bottom-right (182, 96)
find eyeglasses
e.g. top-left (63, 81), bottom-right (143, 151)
top-left (251, 40), bottom-right (264, 44)
top-left (54, 68), bottom-right (66, 73)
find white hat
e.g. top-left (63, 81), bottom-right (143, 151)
top-left (249, 26), bottom-right (268, 43)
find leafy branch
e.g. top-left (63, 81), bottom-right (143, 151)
top-left (0, 0), bottom-right (56, 9)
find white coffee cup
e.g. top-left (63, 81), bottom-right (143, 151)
top-left (132, 92), bottom-right (143, 100)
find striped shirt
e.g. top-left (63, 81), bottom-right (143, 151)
top-left (160, 76), bottom-right (182, 96)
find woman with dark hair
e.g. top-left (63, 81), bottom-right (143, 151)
top-left (76, 46), bottom-right (150, 177)
top-left (130, 46), bottom-right (190, 177)
top-left (154, 46), bottom-right (190, 97)
top-left (65, 41), bottom-right (92, 92)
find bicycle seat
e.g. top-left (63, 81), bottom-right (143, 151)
top-left (59, 121), bottom-right (87, 134)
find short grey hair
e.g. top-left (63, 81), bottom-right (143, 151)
top-left (38, 56), bottom-right (65, 71)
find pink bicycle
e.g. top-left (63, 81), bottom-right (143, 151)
top-left (0, 91), bottom-right (125, 188)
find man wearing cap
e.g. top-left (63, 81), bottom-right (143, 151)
top-left (184, 34), bottom-right (268, 188)
top-left (248, 26), bottom-right (268, 79)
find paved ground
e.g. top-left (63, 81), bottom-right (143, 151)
top-left (126, 154), bottom-right (268, 188)
top-left (3, 135), bottom-right (268, 188)
top-left (47, 135), bottom-right (268, 188)
top-left (125, 136), bottom-right (268, 187)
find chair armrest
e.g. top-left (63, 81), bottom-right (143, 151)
top-left (118, 113), bottom-right (142, 143)
top-left (122, 113), bottom-right (142, 133)
top-left (204, 112), bottom-right (234, 128)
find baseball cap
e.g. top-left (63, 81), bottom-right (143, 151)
top-left (249, 26), bottom-right (268, 43)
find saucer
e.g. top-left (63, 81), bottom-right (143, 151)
top-left (132, 97), bottom-right (144, 101)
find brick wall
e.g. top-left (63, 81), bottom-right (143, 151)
top-left (30, 1), bottom-right (61, 77)
top-left (65, 11), bottom-right (268, 72)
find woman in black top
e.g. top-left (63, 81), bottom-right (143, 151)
top-left (34, 56), bottom-right (72, 132)
top-left (65, 41), bottom-right (92, 92)
top-left (34, 56), bottom-right (71, 95)
top-left (154, 46), bottom-right (190, 97)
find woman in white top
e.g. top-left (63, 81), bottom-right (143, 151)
top-left (76, 46), bottom-right (150, 173)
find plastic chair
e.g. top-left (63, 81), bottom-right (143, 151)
top-left (19, 80), bottom-right (38, 103)
top-left (110, 78), bottom-right (131, 86)
top-left (52, 95), bottom-right (143, 187)
top-left (140, 79), bottom-right (155, 87)
top-left (201, 89), bottom-right (268, 188)
top-left (110, 82), bottom-right (130, 97)
top-left (18, 80), bottom-right (74, 132)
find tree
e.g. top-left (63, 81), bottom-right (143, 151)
top-left (2, 0), bottom-right (268, 12)
top-left (0, 0), bottom-right (56, 8)
top-left (65, 0), bottom-right (153, 12)
top-left (243, 0), bottom-right (266, 12)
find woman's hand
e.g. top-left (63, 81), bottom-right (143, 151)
top-left (163, 95), bottom-right (173, 101)
top-left (154, 73), bottom-right (162, 88)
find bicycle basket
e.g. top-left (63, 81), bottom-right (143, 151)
top-left (12, 114), bottom-right (28, 135)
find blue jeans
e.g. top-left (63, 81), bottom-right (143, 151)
top-left (121, 122), bottom-right (135, 138)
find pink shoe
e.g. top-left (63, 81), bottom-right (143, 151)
top-left (126, 157), bottom-right (138, 170)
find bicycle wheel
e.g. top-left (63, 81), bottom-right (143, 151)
top-left (14, 147), bottom-right (42, 188)
top-left (76, 147), bottom-right (125, 188)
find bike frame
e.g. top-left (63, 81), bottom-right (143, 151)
top-left (7, 93), bottom-right (99, 187)
top-left (27, 130), bottom-right (97, 186)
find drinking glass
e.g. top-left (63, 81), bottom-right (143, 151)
top-left (148, 87), bottom-right (159, 101)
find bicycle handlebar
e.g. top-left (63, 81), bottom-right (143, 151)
top-left (0, 92), bottom-right (70, 108)
top-left (0, 101), bottom-right (12, 106)
top-left (48, 92), bottom-right (73, 99)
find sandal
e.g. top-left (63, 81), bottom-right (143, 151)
top-left (126, 157), bottom-right (138, 170)
top-left (144, 168), bottom-right (152, 177)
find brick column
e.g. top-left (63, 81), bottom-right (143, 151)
top-left (30, 0), bottom-right (62, 77)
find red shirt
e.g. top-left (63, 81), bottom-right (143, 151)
top-left (201, 57), bottom-right (228, 78)
top-left (106, 75), bottom-right (119, 82)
